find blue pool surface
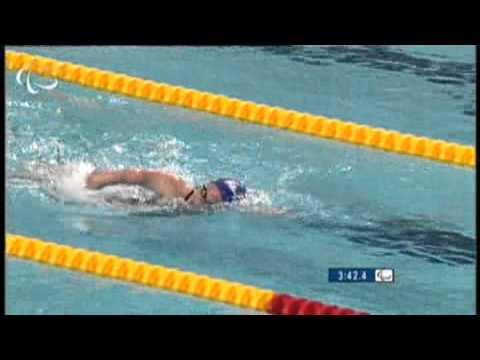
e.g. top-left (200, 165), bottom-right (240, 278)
top-left (6, 46), bottom-right (476, 315)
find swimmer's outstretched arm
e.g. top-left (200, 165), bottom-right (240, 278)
top-left (86, 169), bottom-right (189, 198)
top-left (86, 169), bottom-right (142, 189)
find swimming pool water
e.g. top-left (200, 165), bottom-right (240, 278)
top-left (6, 46), bottom-right (476, 315)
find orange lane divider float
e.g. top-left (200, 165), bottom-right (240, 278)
top-left (6, 233), bottom-right (369, 315)
top-left (5, 50), bottom-right (475, 168)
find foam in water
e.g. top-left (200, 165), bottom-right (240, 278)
top-left (52, 162), bottom-right (97, 203)
top-left (42, 162), bottom-right (160, 208)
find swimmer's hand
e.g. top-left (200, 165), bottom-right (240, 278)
top-left (86, 170), bottom-right (108, 190)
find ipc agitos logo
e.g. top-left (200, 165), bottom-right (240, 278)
top-left (375, 269), bottom-right (394, 283)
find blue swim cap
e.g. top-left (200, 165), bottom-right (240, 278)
top-left (212, 178), bottom-right (246, 203)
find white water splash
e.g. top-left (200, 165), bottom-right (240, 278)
top-left (51, 162), bottom-right (97, 203)
top-left (277, 165), bottom-right (305, 188)
top-left (240, 189), bottom-right (273, 208)
top-left (108, 96), bottom-right (128, 105)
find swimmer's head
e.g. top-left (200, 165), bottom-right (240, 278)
top-left (212, 178), bottom-right (246, 203)
top-left (185, 178), bottom-right (246, 205)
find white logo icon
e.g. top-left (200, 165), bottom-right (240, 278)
top-left (375, 269), bottom-right (394, 283)
top-left (16, 68), bottom-right (58, 95)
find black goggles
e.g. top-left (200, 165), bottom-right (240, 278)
top-left (184, 185), bottom-right (208, 202)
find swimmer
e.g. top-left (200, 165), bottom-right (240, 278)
top-left (86, 168), bottom-right (288, 215)
top-left (11, 163), bottom-right (286, 214)
top-left (86, 168), bottom-right (247, 207)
